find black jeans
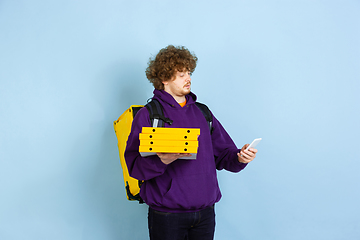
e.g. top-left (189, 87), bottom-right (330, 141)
top-left (148, 205), bottom-right (216, 240)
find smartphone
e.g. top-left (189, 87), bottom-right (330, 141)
top-left (245, 138), bottom-right (262, 151)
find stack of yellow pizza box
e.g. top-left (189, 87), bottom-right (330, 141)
top-left (139, 127), bottom-right (200, 159)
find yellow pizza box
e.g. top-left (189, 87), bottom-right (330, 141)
top-left (139, 133), bottom-right (199, 141)
top-left (140, 139), bottom-right (198, 147)
top-left (141, 127), bottom-right (200, 135)
top-left (139, 145), bottom-right (198, 154)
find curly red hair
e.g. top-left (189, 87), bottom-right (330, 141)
top-left (146, 45), bottom-right (198, 90)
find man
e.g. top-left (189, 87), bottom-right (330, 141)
top-left (125, 45), bottom-right (257, 240)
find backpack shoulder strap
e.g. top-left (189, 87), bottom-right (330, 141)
top-left (145, 99), bottom-right (173, 127)
top-left (143, 99), bottom-right (212, 132)
top-left (195, 102), bottom-right (213, 134)
top-left (131, 106), bottom-right (143, 119)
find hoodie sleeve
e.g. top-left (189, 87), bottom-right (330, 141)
top-left (124, 107), bottom-right (168, 181)
top-left (211, 115), bottom-right (248, 172)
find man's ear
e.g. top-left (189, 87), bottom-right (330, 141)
top-left (162, 75), bottom-right (175, 86)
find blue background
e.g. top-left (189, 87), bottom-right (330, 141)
top-left (1, 0), bottom-right (359, 239)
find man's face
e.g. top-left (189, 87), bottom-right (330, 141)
top-left (163, 71), bottom-right (192, 99)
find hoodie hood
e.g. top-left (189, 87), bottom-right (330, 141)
top-left (152, 89), bottom-right (197, 108)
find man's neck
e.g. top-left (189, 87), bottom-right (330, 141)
top-left (164, 91), bottom-right (186, 104)
top-left (172, 95), bottom-right (186, 104)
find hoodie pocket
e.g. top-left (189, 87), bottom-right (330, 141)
top-left (161, 173), bottom-right (220, 210)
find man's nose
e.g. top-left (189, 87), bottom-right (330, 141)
top-left (187, 74), bottom-right (191, 82)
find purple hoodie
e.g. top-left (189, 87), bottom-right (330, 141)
top-left (125, 90), bottom-right (247, 212)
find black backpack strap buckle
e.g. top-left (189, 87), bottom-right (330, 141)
top-left (145, 99), bottom-right (173, 127)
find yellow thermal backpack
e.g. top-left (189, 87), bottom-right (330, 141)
top-left (113, 99), bottom-right (213, 203)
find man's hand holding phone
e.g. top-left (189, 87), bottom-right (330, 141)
top-left (237, 138), bottom-right (261, 163)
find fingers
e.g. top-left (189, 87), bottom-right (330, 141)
top-left (157, 153), bottom-right (178, 161)
top-left (242, 144), bottom-right (249, 151)
top-left (238, 148), bottom-right (257, 163)
top-left (248, 148), bottom-right (258, 153)
top-left (156, 152), bottom-right (192, 164)
top-left (157, 153), bottom-right (191, 158)
top-left (238, 153), bottom-right (253, 163)
top-left (240, 149), bottom-right (256, 157)
top-left (238, 151), bottom-right (252, 160)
